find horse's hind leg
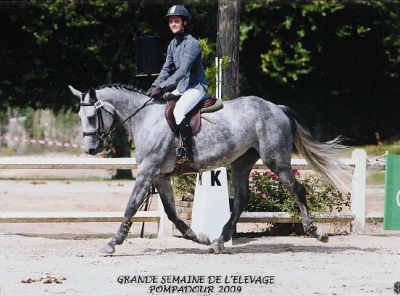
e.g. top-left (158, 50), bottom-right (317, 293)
top-left (210, 148), bottom-right (260, 253)
top-left (270, 164), bottom-right (329, 243)
top-left (154, 177), bottom-right (210, 246)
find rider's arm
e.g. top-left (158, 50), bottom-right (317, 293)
top-left (158, 38), bottom-right (201, 92)
top-left (152, 42), bottom-right (175, 88)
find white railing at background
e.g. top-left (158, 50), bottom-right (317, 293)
top-left (0, 149), bottom-right (384, 236)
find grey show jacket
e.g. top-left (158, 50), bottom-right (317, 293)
top-left (152, 32), bottom-right (208, 93)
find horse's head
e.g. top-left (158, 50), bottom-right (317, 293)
top-left (69, 85), bottom-right (115, 155)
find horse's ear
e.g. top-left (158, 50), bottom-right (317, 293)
top-left (68, 85), bottom-right (82, 99)
top-left (89, 87), bottom-right (97, 103)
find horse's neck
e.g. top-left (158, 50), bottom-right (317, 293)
top-left (100, 88), bottom-right (160, 135)
top-left (99, 88), bottom-right (147, 117)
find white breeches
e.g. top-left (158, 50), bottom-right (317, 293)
top-left (172, 88), bottom-right (206, 124)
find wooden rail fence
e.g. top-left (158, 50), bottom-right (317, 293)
top-left (0, 149), bottom-right (385, 236)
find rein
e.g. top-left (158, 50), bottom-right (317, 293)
top-left (80, 96), bottom-right (153, 140)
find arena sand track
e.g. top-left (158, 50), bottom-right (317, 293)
top-left (0, 234), bottom-right (399, 295)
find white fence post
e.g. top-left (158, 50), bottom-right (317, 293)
top-left (351, 149), bottom-right (367, 234)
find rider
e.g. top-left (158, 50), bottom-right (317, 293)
top-left (146, 5), bottom-right (208, 164)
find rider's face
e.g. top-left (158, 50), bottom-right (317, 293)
top-left (169, 16), bottom-right (186, 34)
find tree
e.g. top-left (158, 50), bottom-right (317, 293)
top-left (217, 0), bottom-right (240, 100)
top-left (2, 1), bottom-right (400, 146)
top-left (0, 0), bottom-right (171, 110)
top-left (240, 0), bottom-right (400, 143)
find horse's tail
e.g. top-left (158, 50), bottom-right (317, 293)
top-left (279, 105), bottom-right (353, 193)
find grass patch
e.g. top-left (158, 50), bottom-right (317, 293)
top-left (366, 171), bottom-right (385, 185)
top-left (362, 144), bottom-right (400, 156)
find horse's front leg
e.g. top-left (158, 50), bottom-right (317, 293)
top-left (100, 173), bottom-right (154, 254)
top-left (210, 152), bottom-right (259, 254)
top-left (153, 177), bottom-right (210, 246)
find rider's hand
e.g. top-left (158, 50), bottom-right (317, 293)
top-left (146, 86), bottom-right (162, 98)
top-left (163, 92), bottom-right (181, 101)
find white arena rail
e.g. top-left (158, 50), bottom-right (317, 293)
top-left (0, 149), bottom-right (384, 235)
top-left (0, 156), bottom-right (173, 238)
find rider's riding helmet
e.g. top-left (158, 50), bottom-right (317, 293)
top-left (165, 5), bottom-right (191, 22)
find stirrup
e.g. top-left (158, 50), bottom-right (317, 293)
top-left (176, 147), bottom-right (193, 164)
top-left (176, 147), bottom-right (185, 159)
top-left (176, 156), bottom-right (193, 164)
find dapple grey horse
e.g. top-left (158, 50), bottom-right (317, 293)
top-left (69, 84), bottom-right (352, 254)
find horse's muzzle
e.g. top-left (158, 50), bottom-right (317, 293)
top-left (87, 148), bottom-right (97, 155)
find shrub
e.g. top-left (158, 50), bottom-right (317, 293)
top-left (245, 169), bottom-right (350, 235)
top-left (246, 170), bottom-right (350, 218)
top-left (173, 174), bottom-right (196, 201)
top-left (173, 169), bottom-right (350, 216)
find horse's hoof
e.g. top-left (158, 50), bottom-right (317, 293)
top-left (100, 242), bottom-right (115, 254)
top-left (316, 230), bottom-right (329, 243)
top-left (197, 233), bottom-right (211, 245)
top-left (208, 247), bottom-right (217, 254)
top-left (208, 239), bottom-right (227, 254)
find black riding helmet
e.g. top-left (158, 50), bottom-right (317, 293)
top-left (165, 5), bottom-right (191, 21)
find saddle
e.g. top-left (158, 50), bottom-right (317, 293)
top-left (164, 93), bottom-right (223, 135)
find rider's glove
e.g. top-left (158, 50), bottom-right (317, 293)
top-left (146, 86), bottom-right (163, 99)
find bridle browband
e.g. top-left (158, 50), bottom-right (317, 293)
top-left (80, 94), bottom-right (153, 140)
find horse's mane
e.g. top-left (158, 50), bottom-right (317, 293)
top-left (84, 83), bottom-right (166, 104)
top-left (86, 83), bottom-right (147, 96)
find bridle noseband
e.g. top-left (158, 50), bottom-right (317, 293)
top-left (80, 94), bottom-right (153, 140)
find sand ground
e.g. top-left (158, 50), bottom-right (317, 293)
top-left (0, 167), bottom-right (398, 296)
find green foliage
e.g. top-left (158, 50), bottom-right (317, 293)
top-left (2, 1), bottom-right (400, 145)
top-left (242, 0), bottom-right (400, 86)
top-left (199, 38), bottom-right (230, 96)
top-left (245, 170), bottom-right (350, 219)
top-left (239, 0), bottom-right (400, 143)
top-left (367, 171), bottom-right (385, 185)
top-left (242, 0), bottom-right (345, 85)
top-left (363, 144), bottom-right (400, 156)
top-left (198, 38), bottom-right (212, 59)
top-left (1, 1), bottom-right (160, 111)
top-left (173, 174), bottom-right (196, 201)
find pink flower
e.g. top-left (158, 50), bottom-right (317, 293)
top-left (249, 171), bottom-right (259, 178)
top-left (263, 170), bottom-right (272, 176)
top-left (264, 170), bottom-right (279, 180)
top-left (292, 169), bottom-right (300, 177)
top-left (261, 192), bottom-right (267, 199)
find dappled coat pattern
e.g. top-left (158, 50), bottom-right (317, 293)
top-left (69, 84), bottom-right (353, 254)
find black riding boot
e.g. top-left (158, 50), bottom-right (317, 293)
top-left (176, 118), bottom-right (194, 164)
